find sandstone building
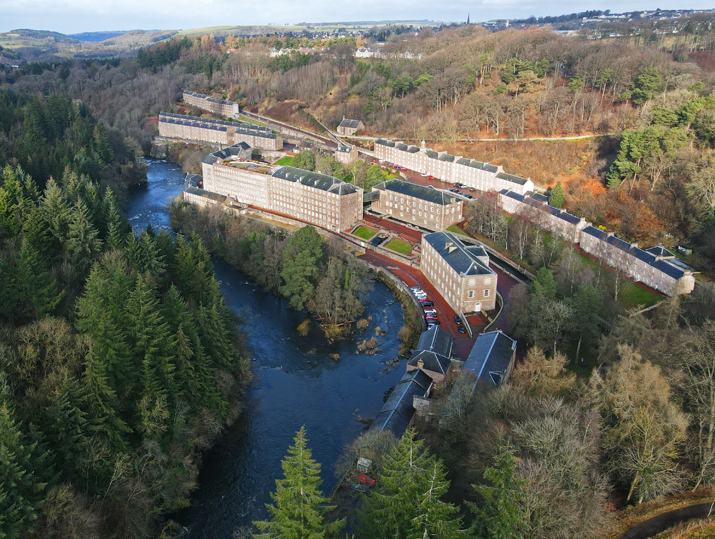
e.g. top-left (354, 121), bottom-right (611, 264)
top-left (183, 91), bottom-right (239, 117)
top-left (374, 140), bottom-right (535, 195)
top-left (199, 145), bottom-right (363, 232)
top-left (420, 231), bottom-right (498, 314)
top-left (337, 118), bottom-right (364, 136)
top-left (371, 180), bottom-right (463, 231)
top-left (335, 144), bottom-right (358, 164)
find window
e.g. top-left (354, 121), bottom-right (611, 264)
top-left (468, 290), bottom-right (474, 298)
top-left (484, 290), bottom-right (490, 298)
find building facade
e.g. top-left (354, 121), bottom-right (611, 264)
top-left (183, 91), bottom-right (239, 117)
top-left (371, 180), bottom-right (463, 231)
top-left (337, 118), bottom-right (365, 136)
top-left (420, 231), bottom-right (498, 313)
top-left (335, 144), bottom-right (358, 164)
top-left (374, 140), bottom-right (535, 195)
top-left (200, 146), bottom-right (363, 232)
top-left (159, 112), bottom-right (283, 150)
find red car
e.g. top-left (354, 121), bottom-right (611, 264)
top-left (425, 314), bottom-right (438, 320)
top-left (359, 474), bottom-right (375, 486)
top-left (428, 175), bottom-right (434, 179)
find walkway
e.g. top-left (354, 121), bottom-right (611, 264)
top-left (617, 502), bottom-right (714, 539)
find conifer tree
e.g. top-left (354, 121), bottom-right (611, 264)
top-left (41, 178), bottom-right (71, 244)
top-left (126, 276), bottom-right (177, 405)
top-left (16, 238), bottom-right (63, 320)
top-left (254, 426), bottom-right (344, 539)
top-left (66, 199), bottom-right (102, 275)
top-left (357, 429), bottom-right (464, 539)
top-left (0, 400), bottom-right (50, 538)
top-left (549, 181), bottom-right (565, 208)
top-left (469, 440), bottom-right (525, 539)
top-left (21, 205), bottom-right (56, 266)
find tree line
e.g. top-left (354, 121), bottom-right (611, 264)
top-left (170, 202), bottom-right (373, 338)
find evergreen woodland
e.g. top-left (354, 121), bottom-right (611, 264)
top-left (0, 129), bottom-right (248, 537)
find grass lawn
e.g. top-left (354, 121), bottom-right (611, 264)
top-left (446, 225), bottom-right (468, 236)
top-left (385, 238), bottom-right (412, 255)
top-left (619, 282), bottom-right (662, 309)
top-left (353, 226), bottom-right (377, 240)
top-left (275, 156), bottom-right (294, 166)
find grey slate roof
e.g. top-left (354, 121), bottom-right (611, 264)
top-left (423, 232), bottom-right (495, 277)
top-left (416, 325), bottom-right (453, 359)
top-left (183, 90), bottom-right (236, 107)
top-left (272, 166), bottom-right (358, 195)
top-left (531, 193), bottom-right (550, 203)
top-left (501, 189), bottom-right (526, 203)
top-left (496, 172), bottom-right (529, 186)
top-left (462, 331), bottom-right (517, 387)
top-left (339, 118), bottom-right (362, 129)
top-left (370, 369), bottom-right (432, 437)
top-left (582, 225), bottom-right (607, 241)
top-left (556, 211), bottom-right (581, 225)
top-left (160, 111), bottom-right (269, 132)
top-left (375, 180), bottom-right (459, 205)
top-left (646, 245), bottom-right (675, 258)
top-left (652, 259), bottom-right (684, 279)
top-left (425, 150), bottom-right (438, 159)
top-left (336, 144), bottom-right (352, 153)
top-left (439, 154), bottom-right (455, 162)
top-left (630, 247), bottom-right (656, 264)
top-left (376, 139), bottom-right (395, 147)
top-left (407, 350), bottom-right (451, 375)
top-left (185, 186), bottom-right (227, 203)
top-left (201, 143), bottom-right (253, 164)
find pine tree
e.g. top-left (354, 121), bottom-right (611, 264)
top-left (126, 276), bottom-right (177, 404)
top-left (469, 440), bottom-right (525, 539)
top-left (16, 238), bottom-right (63, 320)
top-left (66, 199), bottom-right (102, 275)
top-left (41, 178), bottom-right (71, 244)
top-left (279, 226), bottom-right (323, 310)
top-left (0, 400), bottom-right (50, 538)
top-left (549, 181), bottom-right (565, 208)
top-left (254, 426), bottom-right (344, 539)
top-left (358, 429), bottom-right (464, 539)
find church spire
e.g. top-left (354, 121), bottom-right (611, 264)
top-left (467, 14), bottom-right (470, 25)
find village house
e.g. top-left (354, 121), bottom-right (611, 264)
top-left (368, 369), bottom-right (433, 438)
top-left (334, 144), bottom-right (358, 164)
top-left (370, 180), bottom-right (463, 231)
top-left (460, 330), bottom-right (517, 389)
top-left (420, 231), bottom-right (498, 314)
top-left (337, 118), bottom-right (365, 136)
top-left (374, 140), bottom-right (535, 195)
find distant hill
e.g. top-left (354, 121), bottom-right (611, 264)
top-left (10, 29), bottom-right (77, 43)
top-left (69, 31), bottom-right (127, 42)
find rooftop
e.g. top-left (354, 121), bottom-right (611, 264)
top-left (336, 144), bottom-right (353, 153)
top-left (415, 325), bottom-right (453, 360)
top-left (201, 143), bottom-right (253, 164)
top-left (423, 232), bottom-right (495, 277)
top-left (272, 166), bottom-right (359, 195)
top-left (375, 180), bottom-right (459, 206)
top-left (339, 118), bottom-right (363, 129)
top-left (646, 245), bottom-right (675, 258)
top-left (369, 369), bottom-right (433, 437)
top-left (496, 172), bottom-right (530, 186)
top-left (462, 330), bottom-right (517, 388)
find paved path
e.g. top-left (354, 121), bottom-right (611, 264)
top-left (617, 502), bottom-right (715, 539)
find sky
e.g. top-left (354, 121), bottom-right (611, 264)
top-left (1, 0), bottom-right (714, 35)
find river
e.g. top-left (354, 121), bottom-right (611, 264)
top-left (126, 159), bottom-right (406, 538)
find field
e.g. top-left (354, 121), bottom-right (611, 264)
top-left (353, 226), bottom-right (377, 240)
top-left (446, 225), bottom-right (468, 236)
top-left (275, 156), bottom-right (295, 166)
top-left (385, 238), bottom-right (412, 255)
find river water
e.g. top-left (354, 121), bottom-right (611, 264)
top-left (126, 159), bottom-right (405, 538)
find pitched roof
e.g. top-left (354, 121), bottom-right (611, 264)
top-left (646, 245), bottom-right (675, 258)
top-left (376, 139), bottom-right (395, 147)
top-left (423, 232), bottom-right (495, 277)
top-left (201, 143), bottom-right (253, 164)
top-left (339, 118), bottom-right (362, 129)
top-left (375, 180), bottom-right (459, 205)
top-left (407, 350), bottom-right (451, 375)
top-left (651, 259), bottom-right (684, 279)
top-left (336, 144), bottom-right (353, 153)
top-left (462, 331), bottom-right (517, 387)
top-left (496, 172), bottom-right (529, 186)
top-left (582, 225), bottom-right (607, 241)
top-left (556, 211), bottom-right (581, 225)
top-left (416, 325), bottom-right (453, 359)
top-left (501, 189), bottom-right (526, 203)
top-left (370, 369), bottom-right (432, 437)
top-left (272, 166), bottom-right (358, 195)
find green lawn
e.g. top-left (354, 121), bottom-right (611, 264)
top-left (619, 282), bottom-right (662, 309)
top-left (385, 238), bottom-right (412, 255)
top-left (353, 226), bottom-right (377, 240)
top-left (275, 156), bottom-right (294, 166)
top-left (446, 225), bottom-right (468, 236)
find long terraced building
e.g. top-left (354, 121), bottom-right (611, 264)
top-left (159, 112), bottom-right (283, 150)
top-left (374, 140), bottom-right (535, 195)
top-left (198, 145), bottom-right (363, 232)
top-left (183, 91), bottom-right (239, 117)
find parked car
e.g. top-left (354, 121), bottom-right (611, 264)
top-left (462, 194), bottom-right (473, 199)
top-left (447, 188), bottom-right (459, 193)
top-left (425, 315), bottom-right (438, 321)
top-left (427, 175), bottom-right (435, 179)
top-left (455, 183), bottom-right (466, 188)
top-left (410, 286), bottom-right (422, 291)
top-left (424, 309), bottom-right (437, 315)
top-left (399, 166), bottom-right (407, 171)
top-left (420, 173), bottom-right (427, 177)
top-left (420, 300), bottom-right (434, 307)
top-left (458, 326), bottom-right (467, 334)
top-left (427, 320), bottom-right (441, 326)
top-left (454, 315), bottom-right (463, 325)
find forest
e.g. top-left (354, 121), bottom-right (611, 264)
top-left (0, 95), bottom-right (249, 537)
